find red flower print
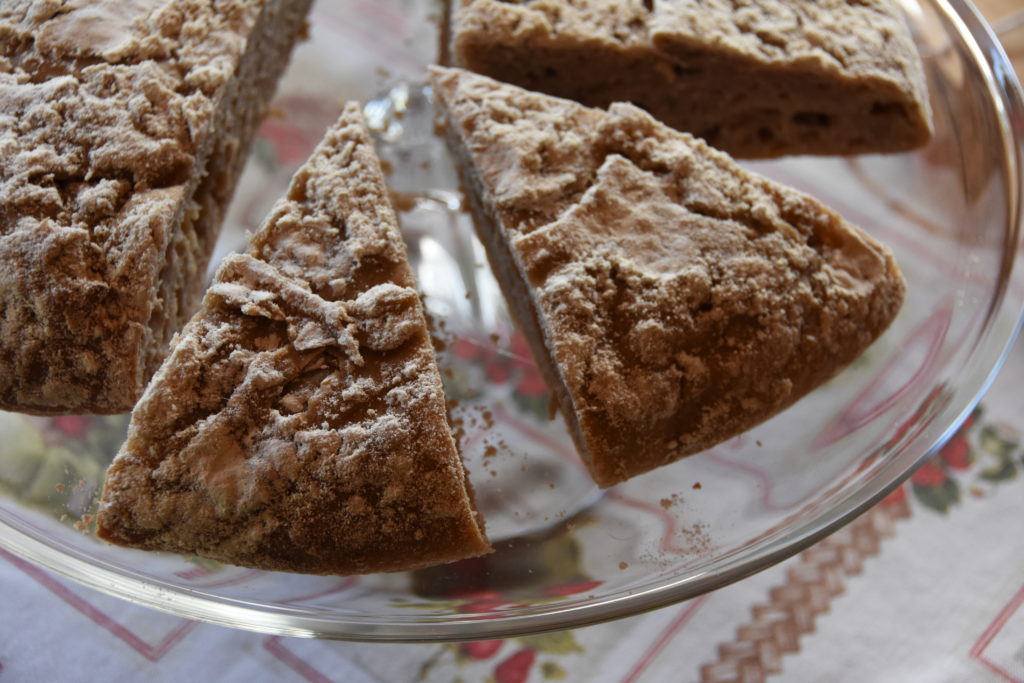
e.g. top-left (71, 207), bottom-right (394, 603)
top-left (516, 372), bottom-right (548, 397)
top-left (461, 598), bottom-right (510, 614)
top-left (940, 436), bottom-right (971, 470)
top-left (52, 415), bottom-right (91, 438)
top-left (509, 332), bottom-right (532, 362)
top-left (258, 119), bottom-right (315, 165)
top-left (495, 648), bottom-right (536, 683)
top-left (459, 640), bottom-right (505, 660)
top-left (487, 362), bottom-right (512, 384)
top-left (452, 337), bottom-right (481, 361)
top-left (910, 459), bottom-right (947, 487)
top-left (449, 589), bottom-right (503, 601)
top-left (448, 589), bottom-right (511, 614)
top-left (542, 580), bottom-right (603, 597)
top-left (880, 485), bottom-right (907, 508)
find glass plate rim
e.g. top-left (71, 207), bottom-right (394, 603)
top-left (0, 0), bottom-right (1022, 642)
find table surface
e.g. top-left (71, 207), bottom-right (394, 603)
top-left (2, 2), bottom-right (1023, 682)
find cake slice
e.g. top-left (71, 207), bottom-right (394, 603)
top-left (430, 67), bottom-right (906, 487)
top-left (96, 105), bottom-right (491, 574)
top-left (0, 0), bottom-right (311, 414)
top-left (444, 0), bottom-right (932, 158)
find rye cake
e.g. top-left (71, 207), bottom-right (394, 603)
top-left (430, 67), bottom-right (907, 487)
top-left (96, 105), bottom-right (491, 574)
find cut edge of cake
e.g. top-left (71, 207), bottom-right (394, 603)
top-left (443, 0), bottom-right (933, 159)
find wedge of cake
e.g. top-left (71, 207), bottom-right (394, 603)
top-left (96, 105), bottom-right (491, 574)
top-left (444, 0), bottom-right (932, 158)
top-left (0, 0), bottom-right (311, 414)
top-left (430, 67), bottom-right (906, 487)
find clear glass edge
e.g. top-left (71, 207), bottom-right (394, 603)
top-left (1, 0), bottom-right (1022, 642)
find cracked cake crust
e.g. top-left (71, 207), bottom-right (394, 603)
top-left (0, 0), bottom-right (311, 414)
top-left (96, 104), bottom-right (491, 574)
top-left (430, 67), bottom-right (906, 487)
top-left (445, 0), bottom-right (932, 158)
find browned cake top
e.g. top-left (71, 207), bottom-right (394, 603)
top-left (432, 67), bottom-right (906, 486)
top-left (97, 105), bottom-right (491, 573)
top-left (0, 0), bottom-right (265, 410)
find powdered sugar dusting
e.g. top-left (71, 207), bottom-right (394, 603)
top-left (96, 104), bottom-right (490, 574)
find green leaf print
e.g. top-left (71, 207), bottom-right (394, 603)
top-left (517, 631), bottom-right (583, 655)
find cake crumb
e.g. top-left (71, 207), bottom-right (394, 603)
top-left (693, 482), bottom-right (702, 490)
top-left (619, 561), bottom-right (629, 570)
top-left (389, 190), bottom-right (418, 213)
top-left (680, 523), bottom-right (710, 553)
top-left (74, 514), bottom-right (94, 533)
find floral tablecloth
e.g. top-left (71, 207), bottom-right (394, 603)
top-left (2, 1), bottom-right (1024, 682)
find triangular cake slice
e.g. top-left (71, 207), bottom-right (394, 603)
top-left (430, 67), bottom-right (906, 487)
top-left (96, 104), bottom-right (491, 574)
top-left (444, 0), bottom-right (932, 158)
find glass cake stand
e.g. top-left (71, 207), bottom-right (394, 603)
top-left (0, 0), bottom-right (1022, 641)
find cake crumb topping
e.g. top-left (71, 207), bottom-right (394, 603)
top-left (0, 0), bottom-right (311, 413)
top-left (431, 67), bottom-right (905, 486)
top-left (97, 104), bottom-right (491, 574)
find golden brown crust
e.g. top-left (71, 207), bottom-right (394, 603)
top-left (446, 0), bottom-right (932, 158)
top-left (430, 67), bottom-right (906, 487)
top-left (0, 0), bottom-right (311, 414)
top-left (96, 104), bottom-right (491, 574)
